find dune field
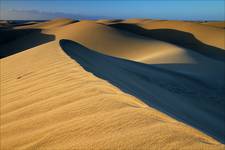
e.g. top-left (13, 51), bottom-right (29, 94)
top-left (0, 18), bottom-right (225, 149)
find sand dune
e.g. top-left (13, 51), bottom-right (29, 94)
top-left (52, 21), bottom-right (190, 62)
top-left (99, 19), bottom-right (224, 49)
top-left (1, 19), bottom-right (225, 149)
top-left (97, 18), bottom-right (157, 25)
top-left (50, 21), bottom-right (225, 89)
top-left (0, 28), bottom-right (55, 58)
top-left (15, 18), bottom-right (76, 30)
top-left (60, 39), bottom-right (225, 143)
top-left (113, 20), bottom-right (225, 50)
top-left (201, 21), bottom-right (225, 29)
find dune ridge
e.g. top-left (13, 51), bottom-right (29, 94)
top-left (60, 39), bottom-right (225, 143)
top-left (1, 18), bottom-right (225, 149)
top-left (201, 21), bottom-right (225, 29)
top-left (50, 21), bottom-right (225, 89)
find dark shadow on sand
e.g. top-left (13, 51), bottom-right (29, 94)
top-left (0, 28), bottom-right (55, 58)
top-left (60, 39), bottom-right (225, 143)
top-left (107, 23), bottom-right (225, 61)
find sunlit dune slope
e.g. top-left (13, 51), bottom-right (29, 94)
top-left (1, 19), bottom-right (225, 100)
top-left (1, 39), bottom-right (224, 150)
top-left (52, 21), bottom-right (191, 61)
top-left (47, 21), bottom-right (225, 89)
top-left (1, 19), bottom-right (225, 149)
top-left (60, 39), bottom-right (225, 143)
top-left (97, 18), bottom-right (155, 24)
top-left (201, 21), bottom-right (225, 29)
top-left (15, 18), bottom-right (75, 30)
top-left (96, 19), bottom-right (123, 24)
top-left (2, 19), bottom-right (224, 89)
top-left (109, 20), bottom-right (225, 50)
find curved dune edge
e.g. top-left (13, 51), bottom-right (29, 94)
top-left (59, 39), bottom-right (225, 143)
top-left (99, 19), bottom-right (225, 50)
top-left (1, 19), bottom-right (225, 149)
top-left (48, 21), bottom-right (225, 89)
top-left (1, 40), bottom-right (224, 150)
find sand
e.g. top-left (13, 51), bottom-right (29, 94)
top-left (0, 18), bottom-right (225, 149)
top-left (201, 21), bottom-right (225, 29)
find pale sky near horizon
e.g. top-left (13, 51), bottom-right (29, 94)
top-left (0, 0), bottom-right (224, 20)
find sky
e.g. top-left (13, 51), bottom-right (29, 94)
top-left (0, 0), bottom-right (224, 20)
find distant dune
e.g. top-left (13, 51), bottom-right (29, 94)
top-left (1, 18), bottom-right (225, 149)
top-left (14, 18), bottom-right (77, 30)
top-left (201, 21), bottom-right (225, 29)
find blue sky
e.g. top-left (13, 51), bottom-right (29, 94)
top-left (0, 0), bottom-right (224, 20)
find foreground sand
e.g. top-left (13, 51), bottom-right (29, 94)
top-left (0, 19), bottom-right (225, 149)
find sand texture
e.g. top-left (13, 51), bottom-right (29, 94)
top-left (1, 19), bottom-right (225, 150)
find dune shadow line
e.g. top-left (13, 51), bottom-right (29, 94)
top-left (59, 39), bottom-right (225, 144)
top-left (0, 28), bottom-right (55, 58)
top-left (108, 23), bottom-right (225, 62)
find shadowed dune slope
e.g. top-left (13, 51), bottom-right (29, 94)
top-left (0, 28), bottom-right (55, 58)
top-left (105, 20), bottom-right (225, 50)
top-left (0, 19), bottom-right (77, 58)
top-left (1, 19), bottom-right (225, 149)
top-left (52, 20), bottom-right (179, 61)
top-left (51, 21), bottom-right (225, 62)
top-left (139, 20), bottom-right (225, 50)
top-left (60, 39), bottom-right (225, 144)
top-left (96, 19), bottom-right (123, 24)
top-left (1, 39), bottom-right (224, 149)
top-left (50, 21), bottom-right (225, 89)
top-left (108, 23), bottom-right (225, 61)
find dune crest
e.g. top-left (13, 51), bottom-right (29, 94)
top-left (1, 19), bottom-right (225, 149)
top-left (60, 39), bottom-right (225, 143)
top-left (15, 18), bottom-right (76, 29)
